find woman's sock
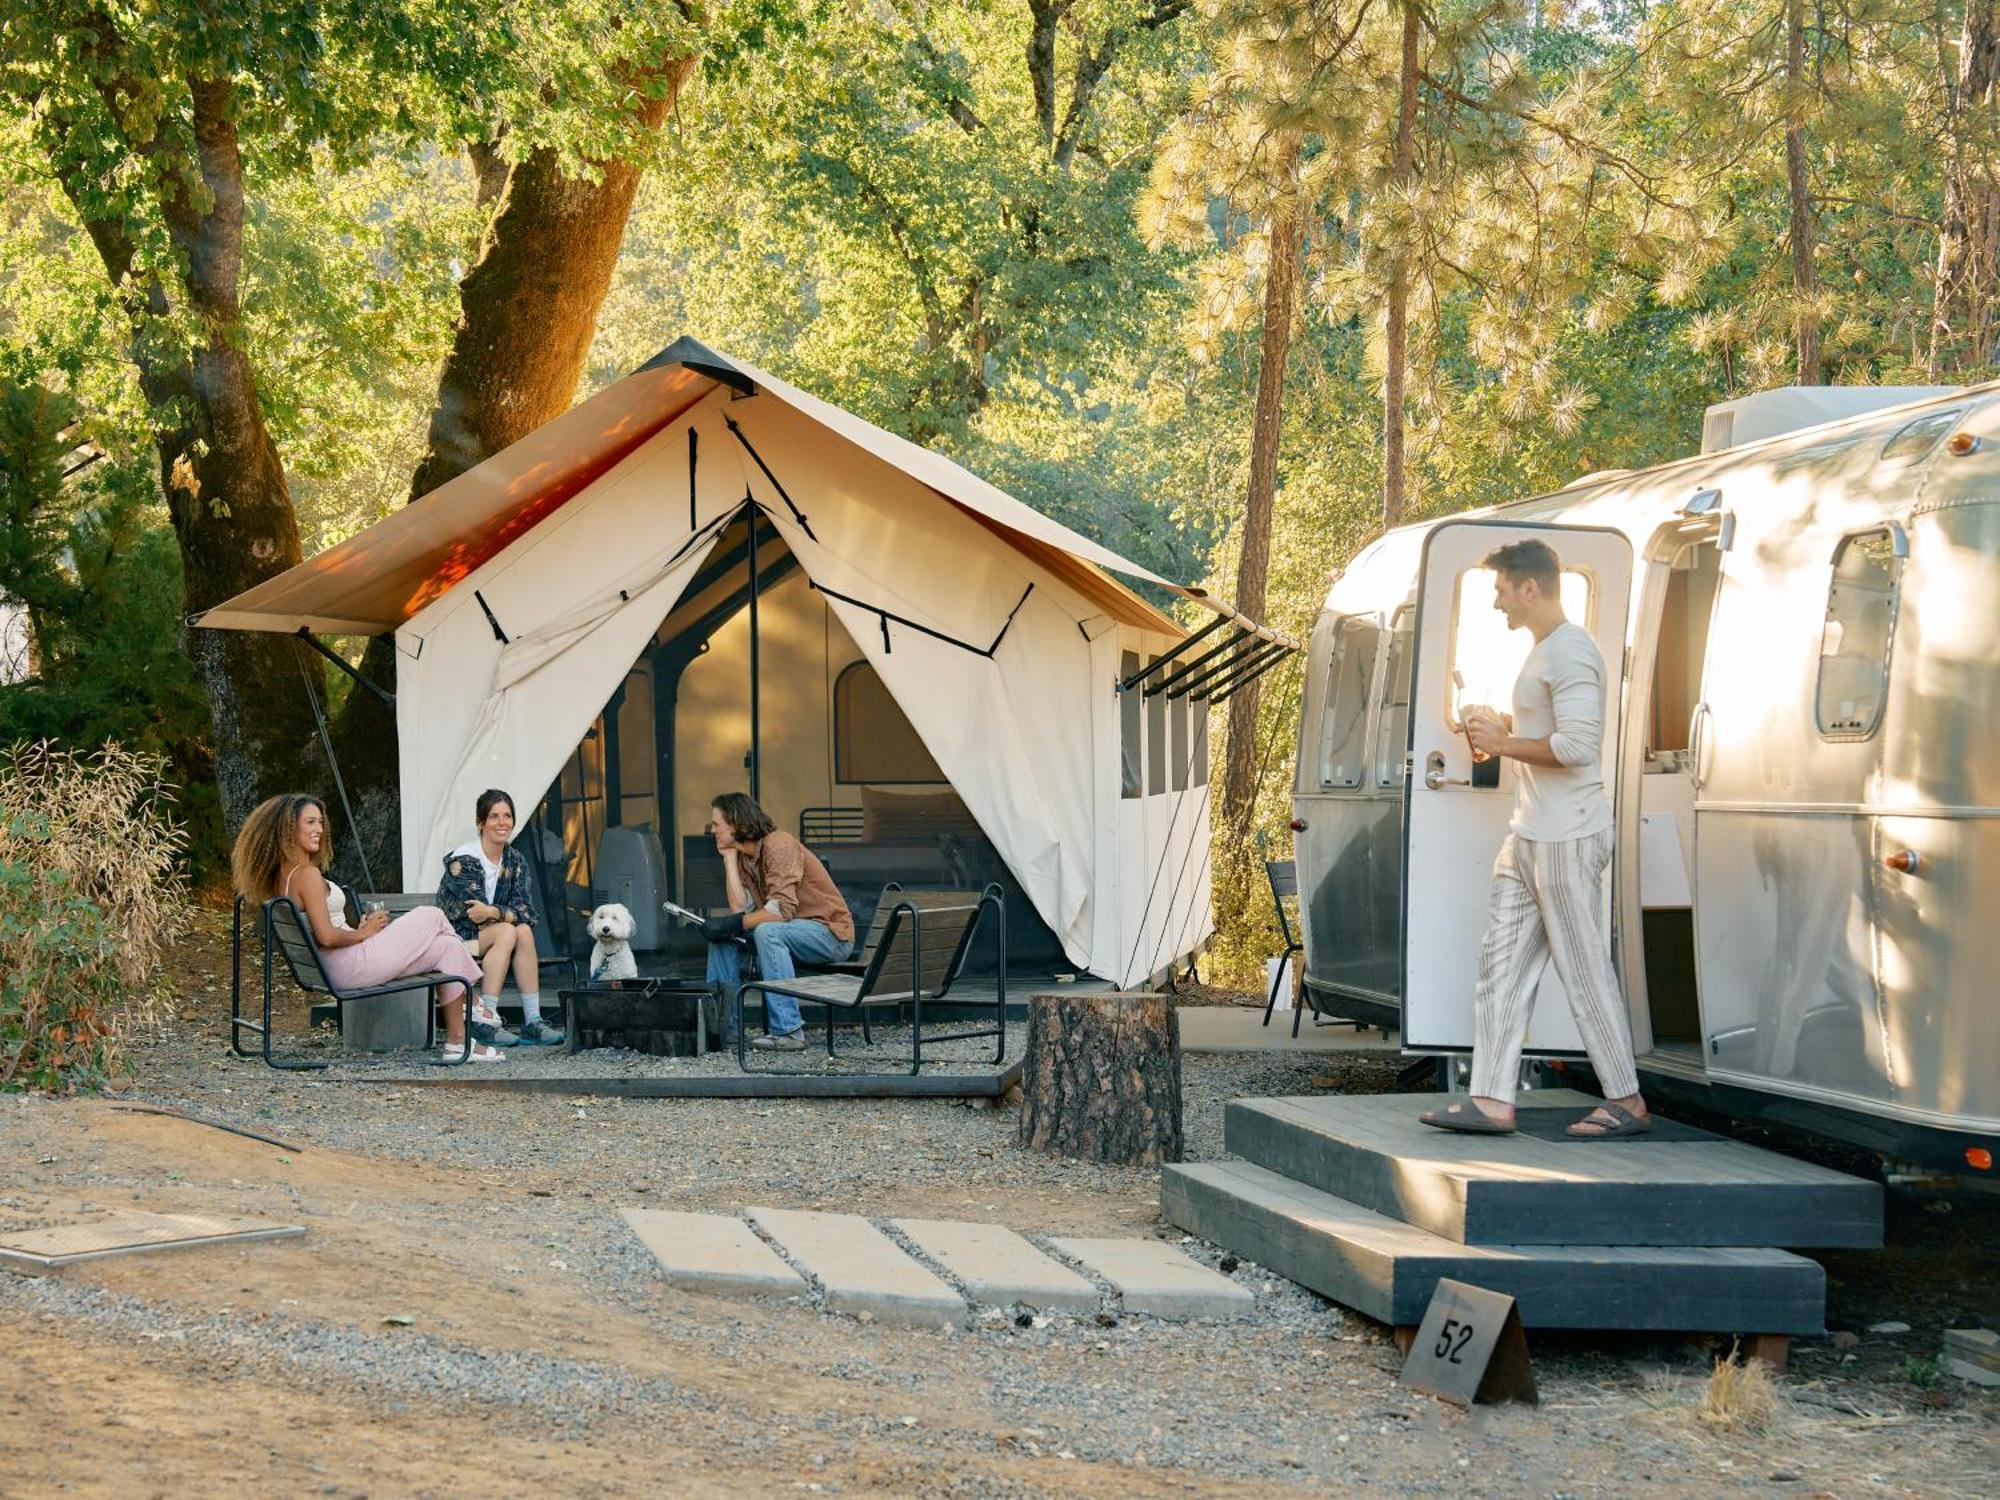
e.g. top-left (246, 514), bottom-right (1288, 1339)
top-left (520, 992), bottom-right (543, 1026)
top-left (477, 993), bottom-right (501, 1023)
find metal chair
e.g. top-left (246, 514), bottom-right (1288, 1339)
top-left (1260, 859), bottom-right (1311, 1037)
top-left (736, 885), bottom-right (1006, 1075)
top-left (231, 897), bottom-right (473, 1070)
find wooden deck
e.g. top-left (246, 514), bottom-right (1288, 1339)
top-left (1224, 1089), bottom-right (1882, 1249)
top-left (1162, 1088), bottom-right (1884, 1340)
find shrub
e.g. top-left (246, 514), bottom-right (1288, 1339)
top-left (0, 740), bottom-right (187, 1091)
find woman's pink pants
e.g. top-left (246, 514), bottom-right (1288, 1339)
top-left (321, 907), bottom-right (482, 1009)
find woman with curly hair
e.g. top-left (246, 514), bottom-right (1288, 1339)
top-left (232, 794), bottom-right (503, 1063)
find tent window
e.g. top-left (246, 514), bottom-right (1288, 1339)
top-left (834, 660), bottom-right (946, 783)
top-left (1146, 655), bottom-right (1167, 794)
top-left (1120, 651), bottom-right (1143, 798)
top-left (1193, 696), bottom-right (1209, 784)
top-left (1170, 681), bottom-right (1190, 790)
top-left (1816, 529), bottom-right (1900, 740)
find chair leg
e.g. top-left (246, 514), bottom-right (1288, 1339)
top-left (1261, 963), bottom-right (1283, 1028)
top-left (1291, 982), bottom-right (1305, 1039)
top-left (735, 985), bottom-right (753, 1073)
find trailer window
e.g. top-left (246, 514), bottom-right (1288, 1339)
top-left (1317, 615), bottom-right (1381, 790)
top-left (1447, 566), bottom-right (1593, 728)
top-left (1374, 609), bottom-right (1414, 786)
top-left (1816, 530), bottom-right (1900, 740)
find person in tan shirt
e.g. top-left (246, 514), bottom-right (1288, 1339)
top-left (701, 791), bottom-right (854, 1050)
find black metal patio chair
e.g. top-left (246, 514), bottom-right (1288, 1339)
top-left (734, 884), bottom-right (1006, 1075)
top-left (229, 897), bottom-right (474, 1070)
top-left (1260, 858), bottom-right (1311, 1037)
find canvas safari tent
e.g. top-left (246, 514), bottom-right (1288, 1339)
top-left (198, 339), bottom-right (1293, 989)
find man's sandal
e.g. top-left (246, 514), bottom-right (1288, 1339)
top-left (1419, 1098), bottom-right (1515, 1135)
top-left (1566, 1101), bottom-right (1651, 1138)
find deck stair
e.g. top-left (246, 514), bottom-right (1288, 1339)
top-left (1161, 1089), bottom-right (1882, 1344)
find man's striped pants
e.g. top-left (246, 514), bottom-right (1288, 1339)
top-left (1469, 827), bottom-right (1641, 1104)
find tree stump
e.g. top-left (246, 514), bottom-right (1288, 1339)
top-left (1018, 991), bottom-right (1183, 1165)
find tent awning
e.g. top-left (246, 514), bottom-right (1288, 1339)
top-left (194, 338), bottom-right (1285, 644)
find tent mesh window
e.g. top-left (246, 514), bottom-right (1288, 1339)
top-left (1121, 651), bottom-right (1143, 798)
top-left (833, 660), bottom-right (946, 784)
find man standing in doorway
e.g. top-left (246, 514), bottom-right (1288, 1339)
top-left (702, 791), bottom-right (856, 1051)
top-left (1420, 539), bottom-right (1650, 1138)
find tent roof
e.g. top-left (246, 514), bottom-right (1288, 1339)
top-left (195, 338), bottom-right (1221, 640)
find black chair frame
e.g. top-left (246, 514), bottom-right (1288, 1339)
top-left (1260, 858), bottom-right (1312, 1038)
top-left (229, 896), bottom-right (474, 1070)
top-left (735, 883), bottom-right (1006, 1076)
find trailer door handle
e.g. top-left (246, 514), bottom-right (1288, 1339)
top-left (1687, 701), bottom-right (1713, 791)
top-left (1424, 750), bottom-right (1471, 791)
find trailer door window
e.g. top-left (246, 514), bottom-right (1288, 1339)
top-left (1374, 608), bottom-right (1414, 786)
top-left (1447, 566), bottom-right (1594, 729)
top-left (1816, 529), bottom-right (1900, 740)
top-left (1317, 615), bottom-right (1381, 790)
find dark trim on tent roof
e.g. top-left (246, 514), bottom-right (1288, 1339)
top-left (636, 336), bottom-right (757, 396)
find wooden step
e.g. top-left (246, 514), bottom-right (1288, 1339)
top-left (1225, 1090), bottom-right (1882, 1249)
top-left (1162, 1161), bottom-right (1826, 1334)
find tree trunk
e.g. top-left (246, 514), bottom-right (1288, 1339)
top-left (1019, 991), bottom-right (1183, 1165)
top-left (56, 72), bottom-right (322, 830)
top-left (1221, 135), bottom-right (1305, 840)
top-left (1382, 1), bottom-right (1422, 531)
top-left (1785, 0), bottom-right (1822, 384)
top-left (1932, 0), bottom-right (2000, 374)
top-left (331, 52), bottom-right (699, 884)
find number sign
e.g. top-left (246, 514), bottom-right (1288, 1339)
top-left (1398, 1278), bottom-right (1538, 1407)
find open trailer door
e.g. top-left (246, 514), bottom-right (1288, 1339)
top-left (1402, 519), bottom-right (1632, 1055)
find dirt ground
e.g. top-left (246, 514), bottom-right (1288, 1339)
top-left (1, 911), bottom-right (1994, 1498)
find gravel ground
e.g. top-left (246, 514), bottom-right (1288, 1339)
top-left (1, 909), bottom-right (1993, 1497)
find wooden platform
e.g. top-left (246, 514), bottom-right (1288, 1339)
top-left (1224, 1090), bottom-right (1882, 1248)
top-left (1162, 1162), bottom-right (1827, 1332)
top-left (1162, 1089), bottom-right (1884, 1341)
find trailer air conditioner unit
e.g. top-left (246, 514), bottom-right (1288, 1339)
top-left (1700, 386), bottom-right (1961, 455)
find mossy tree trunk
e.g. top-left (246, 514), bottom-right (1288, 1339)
top-left (331, 53), bottom-right (700, 885)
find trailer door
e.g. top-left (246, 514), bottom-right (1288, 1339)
top-left (1403, 520), bottom-right (1633, 1053)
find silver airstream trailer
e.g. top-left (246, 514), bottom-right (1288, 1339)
top-left (1292, 384), bottom-right (1999, 1176)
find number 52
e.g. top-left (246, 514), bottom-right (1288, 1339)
top-left (1434, 1317), bottom-right (1475, 1363)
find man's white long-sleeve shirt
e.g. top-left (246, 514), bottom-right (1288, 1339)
top-left (1508, 621), bottom-right (1614, 842)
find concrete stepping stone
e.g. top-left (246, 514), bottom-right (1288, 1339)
top-left (891, 1218), bottom-right (1100, 1312)
top-left (1049, 1236), bottom-right (1254, 1320)
top-left (749, 1207), bottom-right (963, 1329)
top-left (620, 1208), bottom-right (808, 1300)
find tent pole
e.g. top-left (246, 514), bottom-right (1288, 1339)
top-left (747, 500), bottom-right (761, 801)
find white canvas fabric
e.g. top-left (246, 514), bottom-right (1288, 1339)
top-left (326, 353), bottom-right (1222, 983)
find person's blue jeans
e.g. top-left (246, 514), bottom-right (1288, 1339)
top-left (707, 917), bottom-right (850, 1036)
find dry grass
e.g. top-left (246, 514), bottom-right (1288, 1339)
top-left (0, 739), bottom-right (187, 1088)
top-left (1699, 1343), bottom-right (1781, 1433)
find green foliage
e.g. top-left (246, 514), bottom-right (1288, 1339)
top-left (1903, 1353), bottom-right (1948, 1389)
top-left (0, 378), bottom-right (221, 875)
top-left (0, 740), bottom-right (188, 1093)
top-left (2, 0), bottom-right (1992, 997)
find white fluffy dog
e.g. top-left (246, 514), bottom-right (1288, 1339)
top-left (587, 902), bottom-right (639, 982)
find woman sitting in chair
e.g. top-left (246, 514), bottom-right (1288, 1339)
top-left (231, 794), bottom-right (503, 1063)
top-left (437, 788), bottom-right (564, 1046)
